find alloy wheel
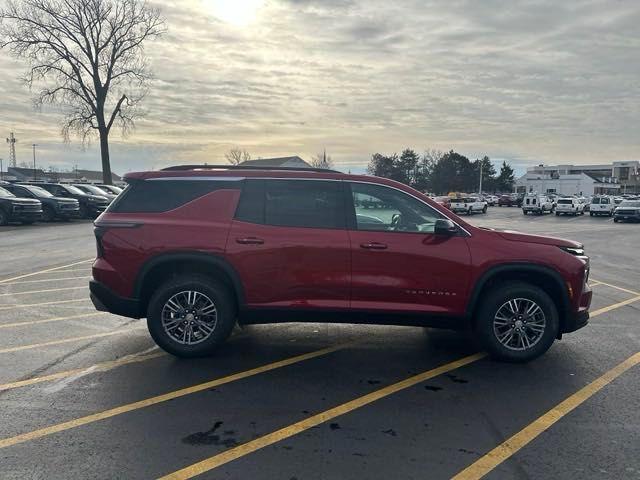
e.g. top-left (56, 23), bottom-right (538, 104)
top-left (493, 298), bottom-right (546, 351)
top-left (161, 290), bottom-right (218, 345)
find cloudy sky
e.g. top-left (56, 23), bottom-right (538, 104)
top-left (1, 0), bottom-right (639, 175)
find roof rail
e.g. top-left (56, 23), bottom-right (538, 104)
top-left (160, 164), bottom-right (341, 174)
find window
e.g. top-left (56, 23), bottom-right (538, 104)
top-left (263, 180), bottom-right (344, 229)
top-left (109, 179), bottom-right (240, 213)
top-left (349, 182), bottom-right (442, 233)
top-left (235, 179), bottom-right (265, 224)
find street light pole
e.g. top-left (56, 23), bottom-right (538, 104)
top-left (479, 161), bottom-right (483, 194)
top-left (32, 144), bottom-right (37, 181)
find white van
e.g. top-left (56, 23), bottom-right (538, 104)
top-left (555, 197), bottom-right (585, 216)
top-left (522, 193), bottom-right (554, 215)
top-left (590, 196), bottom-right (614, 216)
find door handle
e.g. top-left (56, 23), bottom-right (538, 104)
top-left (236, 237), bottom-right (264, 245)
top-left (360, 242), bottom-right (387, 250)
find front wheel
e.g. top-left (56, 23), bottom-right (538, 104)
top-left (523, 210), bottom-right (528, 215)
top-left (147, 275), bottom-right (237, 357)
top-left (482, 206), bottom-right (487, 214)
top-left (42, 205), bottom-right (56, 222)
top-left (474, 282), bottom-right (559, 362)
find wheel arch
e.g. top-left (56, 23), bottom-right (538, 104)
top-left (134, 252), bottom-right (246, 314)
top-left (467, 263), bottom-right (570, 334)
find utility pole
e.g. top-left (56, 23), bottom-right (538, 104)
top-left (32, 144), bottom-right (37, 181)
top-left (0, 157), bottom-right (3, 180)
top-left (478, 161), bottom-right (483, 194)
top-left (6, 132), bottom-right (17, 167)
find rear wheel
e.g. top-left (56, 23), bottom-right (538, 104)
top-left (590, 212), bottom-right (594, 217)
top-left (474, 282), bottom-right (559, 363)
top-left (482, 205), bottom-right (487, 214)
top-left (147, 275), bottom-right (236, 357)
top-left (523, 210), bottom-right (527, 215)
top-left (556, 212), bottom-right (560, 216)
top-left (0, 209), bottom-right (7, 226)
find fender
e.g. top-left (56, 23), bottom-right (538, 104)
top-left (466, 262), bottom-right (570, 319)
top-left (133, 251), bottom-right (246, 306)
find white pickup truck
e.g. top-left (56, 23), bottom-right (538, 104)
top-left (555, 197), bottom-right (585, 216)
top-left (590, 196), bottom-right (614, 216)
top-left (450, 196), bottom-right (488, 215)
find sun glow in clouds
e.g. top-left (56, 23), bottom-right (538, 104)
top-left (202, 0), bottom-right (266, 26)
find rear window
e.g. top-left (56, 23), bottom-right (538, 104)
top-left (108, 179), bottom-right (240, 213)
top-left (557, 199), bottom-right (572, 204)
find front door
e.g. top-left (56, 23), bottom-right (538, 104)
top-left (347, 182), bottom-right (471, 315)
top-left (226, 179), bottom-right (351, 310)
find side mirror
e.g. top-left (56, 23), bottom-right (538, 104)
top-left (434, 219), bottom-right (458, 236)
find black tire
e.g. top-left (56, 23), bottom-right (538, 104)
top-left (555, 212), bottom-right (560, 216)
top-left (474, 282), bottom-right (559, 363)
top-left (523, 210), bottom-right (527, 215)
top-left (147, 274), bottom-right (236, 357)
top-left (42, 205), bottom-right (56, 222)
top-left (482, 206), bottom-right (487, 214)
top-left (590, 212), bottom-right (594, 217)
top-left (21, 221), bottom-right (35, 225)
top-left (614, 218), bottom-right (619, 223)
top-left (0, 208), bottom-right (7, 226)
top-left (79, 204), bottom-right (90, 219)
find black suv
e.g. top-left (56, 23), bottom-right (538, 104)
top-left (0, 186), bottom-right (43, 225)
top-left (33, 183), bottom-right (110, 219)
top-left (3, 184), bottom-right (80, 221)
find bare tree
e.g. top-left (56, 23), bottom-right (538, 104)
top-left (310, 151), bottom-right (334, 169)
top-left (225, 147), bottom-right (251, 165)
top-left (0, 0), bottom-right (165, 184)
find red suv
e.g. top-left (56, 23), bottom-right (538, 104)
top-left (90, 165), bottom-right (591, 362)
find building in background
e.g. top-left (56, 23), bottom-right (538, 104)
top-left (520, 161), bottom-right (639, 194)
top-left (516, 172), bottom-right (620, 196)
top-left (239, 156), bottom-right (312, 168)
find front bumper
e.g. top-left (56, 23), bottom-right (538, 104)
top-left (90, 280), bottom-right (143, 319)
top-left (10, 211), bottom-right (42, 222)
top-left (562, 309), bottom-right (589, 334)
top-left (614, 212), bottom-right (640, 221)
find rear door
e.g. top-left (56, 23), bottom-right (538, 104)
top-left (346, 181), bottom-right (471, 315)
top-left (226, 179), bottom-right (351, 309)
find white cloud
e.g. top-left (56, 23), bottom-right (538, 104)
top-left (0, 0), bottom-right (638, 175)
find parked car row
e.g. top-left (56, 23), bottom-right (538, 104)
top-left (0, 181), bottom-right (122, 226)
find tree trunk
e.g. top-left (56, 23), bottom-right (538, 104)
top-left (99, 127), bottom-right (113, 185)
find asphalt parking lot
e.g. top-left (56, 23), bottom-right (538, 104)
top-left (0, 208), bottom-right (638, 479)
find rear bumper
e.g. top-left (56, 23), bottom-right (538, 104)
top-left (90, 280), bottom-right (142, 319)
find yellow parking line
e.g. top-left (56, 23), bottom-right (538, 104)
top-left (451, 351), bottom-right (640, 480)
top-left (0, 276), bottom-right (91, 286)
top-left (0, 286), bottom-right (87, 297)
top-left (590, 279), bottom-right (640, 296)
top-left (0, 312), bottom-right (107, 329)
top-left (0, 343), bottom-right (349, 449)
top-left (0, 327), bottom-right (146, 354)
top-left (590, 295), bottom-right (640, 316)
top-left (0, 351), bottom-right (166, 392)
top-left (588, 281), bottom-right (603, 287)
top-left (0, 259), bottom-right (93, 285)
top-left (158, 353), bottom-right (486, 480)
top-left (0, 299), bottom-right (88, 310)
top-left (157, 289), bottom-right (639, 479)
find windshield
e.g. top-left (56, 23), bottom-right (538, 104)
top-left (100, 185), bottom-right (123, 194)
top-left (63, 185), bottom-right (86, 195)
top-left (77, 185), bottom-right (109, 195)
top-left (23, 185), bottom-right (54, 198)
top-left (0, 187), bottom-right (15, 197)
top-left (620, 201), bottom-right (640, 208)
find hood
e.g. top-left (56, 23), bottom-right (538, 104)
top-left (493, 229), bottom-right (582, 248)
top-left (10, 197), bottom-right (42, 205)
top-left (52, 196), bottom-right (78, 204)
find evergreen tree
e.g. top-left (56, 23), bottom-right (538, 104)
top-left (496, 160), bottom-right (516, 192)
